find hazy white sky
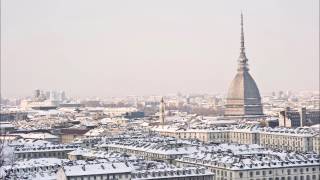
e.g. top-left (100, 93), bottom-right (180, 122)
top-left (1, 0), bottom-right (319, 98)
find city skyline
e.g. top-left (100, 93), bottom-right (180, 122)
top-left (1, 1), bottom-right (319, 180)
top-left (1, 0), bottom-right (319, 98)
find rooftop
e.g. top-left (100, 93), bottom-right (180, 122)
top-left (62, 162), bottom-right (133, 176)
top-left (177, 144), bottom-right (320, 170)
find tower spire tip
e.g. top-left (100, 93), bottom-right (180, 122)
top-left (238, 12), bottom-right (249, 71)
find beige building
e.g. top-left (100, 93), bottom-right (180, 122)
top-left (60, 128), bottom-right (89, 144)
top-left (259, 131), bottom-right (314, 152)
top-left (153, 126), bottom-right (320, 154)
top-left (178, 129), bottom-right (229, 143)
top-left (313, 134), bottom-right (320, 154)
top-left (153, 126), bottom-right (231, 143)
top-left (229, 128), bottom-right (259, 145)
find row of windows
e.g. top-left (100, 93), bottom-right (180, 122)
top-left (247, 167), bottom-right (320, 177)
top-left (68, 173), bottom-right (129, 180)
top-left (68, 173), bottom-right (212, 180)
top-left (16, 151), bottom-right (68, 159)
top-left (211, 167), bottom-right (320, 178)
top-left (108, 147), bottom-right (177, 159)
top-left (248, 175), bottom-right (320, 180)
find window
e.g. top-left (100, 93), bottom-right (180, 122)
top-left (306, 175), bottom-right (310, 180)
top-left (239, 172), bottom-right (243, 178)
top-left (250, 172), bottom-right (253, 177)
top-left (256, 171), bottom-right (260, 175)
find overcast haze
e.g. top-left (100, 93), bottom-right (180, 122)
top-left (1, 0), bottom-right (319, 98)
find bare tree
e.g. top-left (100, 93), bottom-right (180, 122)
top-left (0, 131), bottom-right (15, 179)
top-left (0, 133), bottom-right (6, 168)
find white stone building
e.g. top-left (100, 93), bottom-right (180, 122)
top-left (153, 126), bottom-right (320, 154)
top-left (175, 144), bottom-right (320, 180)
top-left (57, 162), bottom-right (133, 180)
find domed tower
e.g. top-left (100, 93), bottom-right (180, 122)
top-left (224, 13), bottom-right (264, 117)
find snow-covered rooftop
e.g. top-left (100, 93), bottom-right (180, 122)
top-left (62, 162), bottom-right (133, 176)
top-left (14, 144), bottom-right (79, 153)
top-left (176, 144), bottom-right (320, 170)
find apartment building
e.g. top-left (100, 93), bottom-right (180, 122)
top-left (14, 144), bottom-right (79, 160)
top-left (153, 126), bottom-right (319, 154)
top-left (175, 144), bottom-right (320, 180)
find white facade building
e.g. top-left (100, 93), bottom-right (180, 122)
top-left (175, 144), bottom-right (320, 180)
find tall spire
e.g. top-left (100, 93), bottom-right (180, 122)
top-left (240, 12), bottom-right (245, 55)
top-left (238, 12), bottom-right (249, 71)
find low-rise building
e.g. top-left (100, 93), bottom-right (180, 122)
top-left (313, 134), bottom-right (320, 154)
top-left (153, 126), bottom-right (320, 154)
top-left (259, 128), bottom-right (314, 152)
top-left (11, 132), bottom-right (60, 144)
top-left (175, 144), bottom-right (320, 180)
top-left (229, 127), bottom-right (259, 145)
top-left (14, 144), bottom-right (79, 160)
top-left (59, 128), bottom-right (89, 144)
top-left (0, 158), bottom-right (66, 180)
top-left (153, 126), bottom-right (230, 143)
top-left (67, 148), bottom-right (135, 161)
top-left (131, 167), bottom-right (214, 180)
top-left (99, 140), bottom-right (197, 164)
top-left (0, 110), bottom-right (28, 122)
top-left (57, 162), bottom-right (133, 180)
top-left (56, 160), bottom-right (214, 180)
top-left (279, 107), bottom-right (320, 128)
